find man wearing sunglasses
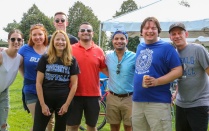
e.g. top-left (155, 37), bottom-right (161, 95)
top-left (105, 30), bottom-right (135, 131)
top-left (48, 11), bottom-right (78, 45)
top-left (66, 22), bottom-right (108, 131)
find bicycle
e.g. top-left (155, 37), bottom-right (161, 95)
top-left (79, 78), bottom-right (109, 131)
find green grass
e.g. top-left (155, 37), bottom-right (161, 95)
top-left (7, 73), bottom-right (208, 131)
top-left (8, 73), bottom-right (112, 131)
top-left (8, 73), bottom-right (32, 131)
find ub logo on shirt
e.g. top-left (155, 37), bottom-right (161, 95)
top-left (29, 57), bottom-right (40, 62)
top-left (135, 48), bottom-right (153, 74)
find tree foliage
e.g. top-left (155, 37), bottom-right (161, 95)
top-left (110, 0), bottom-right (139, 52)
top-left (179, 0), bottom-right (190, 7)
top-left (67, 1), bottom-right (107, 45)
top-left (4, 4), bottom-right (55, 43)
top-left (113, 0), bottom-right (138, 18)
top-left (18, 4), bottom-right (55, 43)
top-left (3, 20), bottom-right (20, 33)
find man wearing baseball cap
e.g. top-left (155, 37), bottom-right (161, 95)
top-left (105, 30), bottom-right (135, 131)
top-left (169, 22), bottom-right (209, 131)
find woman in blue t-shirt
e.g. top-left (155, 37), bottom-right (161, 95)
top-left (18, 24), bottom-right (49, 131)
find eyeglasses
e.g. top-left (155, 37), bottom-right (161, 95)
top-left (55, 19), bottom-right (65, 23)
top-left (116, 63), bottom-right (121, 74)
top-left (10, 38), bottom-right (22, 42)
top-left (79, 28), bottom-right (92, 33)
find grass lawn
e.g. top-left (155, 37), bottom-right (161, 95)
top-left (8, 73), bottom-right (112, 131)
top-left (7, 73), bottom-right (208, 131)
top-left (8, 73), bottom-right (32, 131)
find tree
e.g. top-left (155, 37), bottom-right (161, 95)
top-left (3, 20), bottom-right (20, 33)
top-left (67, 1), bottom-right (107, 46)
top-left (110, 0), bottom-right (139, 52)
top-left (4, 4), bottom-right (55, 43)
top-left (19, 4), bottom-right (55, 42)
top-left (179, 0), bottom-right (190, 7)
top-left (113, 0), bottom-right (138, 18)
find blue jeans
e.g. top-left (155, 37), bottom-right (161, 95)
top-left (0, 88), bottom-right (9, 131)
top-left (24, 93), bottom-right (37, 104)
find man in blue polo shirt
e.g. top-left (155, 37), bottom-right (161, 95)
top-left (105, 30), bottom-right (135, 131)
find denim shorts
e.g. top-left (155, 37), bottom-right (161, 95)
top-left (0, 88), bottom-right (9, 131)
top-left (24, 93), bottom-right (38, 104)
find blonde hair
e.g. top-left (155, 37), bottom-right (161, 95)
top-left (47, 30), bottom-right (73, 66)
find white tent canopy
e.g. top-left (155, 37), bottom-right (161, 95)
top-left (99, 0), bottom-right (209, 46)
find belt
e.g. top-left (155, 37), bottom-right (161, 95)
top-left (109, 91), bottom-right (133, 97)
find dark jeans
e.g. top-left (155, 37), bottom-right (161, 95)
top-left (33, 94), bottom-right (70, 131)
top-left (176, 105), bottom-right (208, 131)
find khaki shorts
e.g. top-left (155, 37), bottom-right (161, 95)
top-left (106, 93), bottom-right (132, 126)
top-left (132, 102), bottom-right (172, 131)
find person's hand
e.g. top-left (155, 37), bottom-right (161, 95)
top-left (41, 104), bottom-right (51, 116)
top-left (0, 47), bottom-right (7, 52)
top-left (144, 76), bottom-right (158, 87)
top-left (58, 103), bottom-right (69, 116)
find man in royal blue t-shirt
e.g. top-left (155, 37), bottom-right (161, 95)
top-left (132, 17), bottom-right (183, 131)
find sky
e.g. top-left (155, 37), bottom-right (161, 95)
top-left (0, 0), bottom-right (207, 41)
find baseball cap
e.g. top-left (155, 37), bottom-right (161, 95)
top-left (112, 30), bottom-right (128, 39)
top-left (169, 22), bottom-right (186, 33)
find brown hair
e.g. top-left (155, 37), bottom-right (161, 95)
top-left (140, 17), bottom-right (161, 36)
top-left (8, 29), bottom-right (23, 39)
top-left (47, 30), bottom-right (73, 66)
top-left (28, 24), bottom-right (48, 46)
top-left (54, 12), bottom-right (68, 20)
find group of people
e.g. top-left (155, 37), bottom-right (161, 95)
top-left (0, 11), bottom-right (209, 131)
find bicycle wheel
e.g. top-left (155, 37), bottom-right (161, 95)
top-left (97, 100), bottom-right (106, 130)
top-left (79, 100), bottom-right (106, 131)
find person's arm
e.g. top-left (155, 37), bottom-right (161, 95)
top-left (0, 47), bottom-right (7, 52)
top-left (58, 75), bottom-right (78, 115)
top-left (0, 52), bottom-right (2, 65)
top-left (36, 71), bottom-right (51, 116)
top-left (100, 67), bottom-right (109, 77)
top-left (18, 55), bottom-right (24, 77)
top-left (205, 67), bottom-right (209, 76)
top-left (171, 84), bottom-right (178, 103)
top-left (146, 66), bottom-right (183, 87)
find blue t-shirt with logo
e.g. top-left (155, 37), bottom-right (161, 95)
top-left (18, 44), bottom-right (43, 94)
top-left (133, 40), bottom-right (181, 103)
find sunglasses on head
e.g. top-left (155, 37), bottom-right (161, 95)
top-left (30, 23), bottom-right (44, 29)
top-left (116, 63), bottom-right (121, 74)
top-left (55, 19), bottom-right (65, 23)
top-left (79, 28), bottom-right (92, 33)
top-left (10, 38), bottom-right (22, 42)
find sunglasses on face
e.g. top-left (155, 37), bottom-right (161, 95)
top-left (116, 63), bottom-right (121, 74)
top-left (10, 38), bottom-right (22, 42)
top-left (79, 28), bottom-right (92, 33)
top-left (55, 19), bottom-right (65, 23)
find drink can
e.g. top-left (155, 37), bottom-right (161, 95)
top-left (142, 75), bottom-right (149, 88)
